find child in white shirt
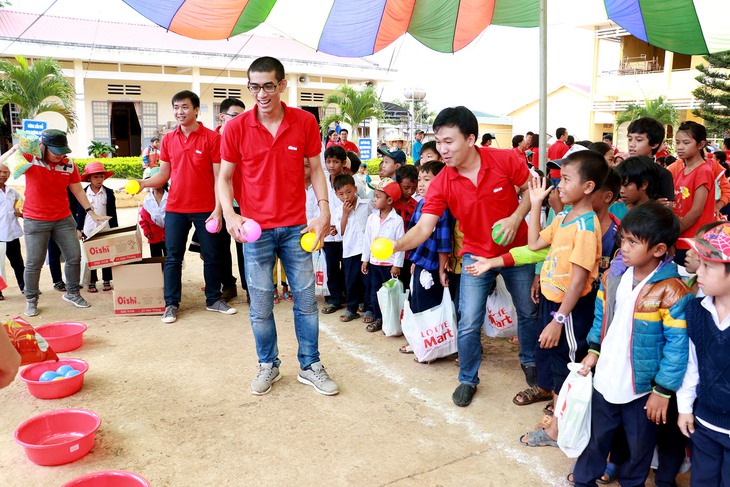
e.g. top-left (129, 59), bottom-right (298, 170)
top-left (0, 163), bottom-right (24, 299)
top-left (361, 177), bottom-right (405, 332)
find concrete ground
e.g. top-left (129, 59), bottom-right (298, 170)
top-left (0, 203), bottom-right (688, 486)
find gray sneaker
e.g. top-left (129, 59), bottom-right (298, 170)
top-left (250, 363), bottom-right (281, 395)
top-left (206, 299), bottom-right (237, 315)
top-left (62, 293), bottom-right (90, 308)
top-left (25, 298), bottom-right (39, 317)
top-left (297, 362), bottom-right (339, 396)
top-left (161, 305), bottom-right (179, 324)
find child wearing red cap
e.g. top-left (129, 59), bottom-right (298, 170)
top-left (76, 161), bottom-right (118, 292)
top-left (360, 177), bottom-right (405, 332)
top-left (677, 221), bottom-right (730, 486)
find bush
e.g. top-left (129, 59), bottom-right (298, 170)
top-left (72, 157), bottom-right (144, 179)
top-left (363, 158), bottom-right (416, 176)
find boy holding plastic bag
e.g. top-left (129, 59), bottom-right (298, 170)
top-left (572, 202), bottom-right (691, 487)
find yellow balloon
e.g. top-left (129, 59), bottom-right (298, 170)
top-left (300, 232), bottom-right (321, 252)
top-left (371, 238), bottom-right (394, 261)
top-left (125, 180), bottom-right (140, 195)
top-left (52, 376), bottom-right (66, 381)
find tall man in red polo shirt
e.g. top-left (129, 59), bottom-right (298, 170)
top-left (547, 127), bottom-right (569, 186)
top-left (393, 107), bottom-right (539, 407)
top-left (140, 90), bottom-right (236, 324)
top-left (218, 56), bottom-right (338, 397)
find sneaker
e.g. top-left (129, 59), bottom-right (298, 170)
top-left (206, 299), bottom-right (237, 315)
top-left (25, 298), bottom-right (39, 317)
top-left (250, 363), bottom-right (281, 395)
top-left (62, 293), bottom-right (90, 308)
top-left (297, 362), bottom-right (339, 396)
top-left (221, 285), bottom-right (238, 302)
top-left (161, 305), bottom-right (179, 324)
top-left (53, 281), bottom-right (66, 292)
top-left (452, 383), bottom-right (477, 407)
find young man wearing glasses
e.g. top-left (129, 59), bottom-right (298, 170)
top-left (218, 56), bottom-right (338, 396)
top-left (217, 97), bottom-right (246, 134)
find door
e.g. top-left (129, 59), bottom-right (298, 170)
top-left (110, 102), bottom-right (142, 157)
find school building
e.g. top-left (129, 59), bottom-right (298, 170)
top-left (0, 10), bottom-right (393, 158)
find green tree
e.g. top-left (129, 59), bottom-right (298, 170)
top-left (693, 51), bottom-right (730, 136)
top-left (391, 98), bottom-right (435, 125)
top-left (615, 96), bottom-right (679, 129)
top-left (320, 84), bottom-right (383, 140)
top-left (0, 55), bottom-right (77, 132)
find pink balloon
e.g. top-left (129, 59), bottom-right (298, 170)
top-left (205, 219), bottom-right (218, 233)
top-left (240, 219), bottom-right (261, 243)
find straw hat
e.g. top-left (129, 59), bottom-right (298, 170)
top-left (81, 161), bottom-right (114, 181)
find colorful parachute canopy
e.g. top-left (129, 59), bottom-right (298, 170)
top-left (604, 0), bottom-right (730, 55)
top-left (122, 0), bottom-right (730, 56)
top-left (122, 0), bottom-right (538, 56)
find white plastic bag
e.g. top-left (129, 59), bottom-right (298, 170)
top-left (377, 278), bottom-right (407, 336)
top-left (484, 275), bottom-right (518, 338)
top-left (401, 288), bottom-right (459, 363)
top-left (313, 250), bottom-right (329, 297)
top-left (555, 362), bottom-right (593, 458)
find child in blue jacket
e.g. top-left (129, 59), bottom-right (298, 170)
top-left (573, 201), bottom-right (691, 487)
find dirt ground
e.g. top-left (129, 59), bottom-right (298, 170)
top-left (0, 205), bottom-right (689, 487)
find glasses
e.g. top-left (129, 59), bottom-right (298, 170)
top-left (222, 112), bottom-right (240, 118)
top-left (247, 82), bottom-right (280, 94)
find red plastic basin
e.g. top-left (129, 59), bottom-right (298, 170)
top-left (20, 358), bottom-right (89, 399)
top-left (14, 408), bottom-right (101, 466)
top-left (62, 470), bottom-right (150, 487)
top-left (35, 322), bottom-right (88, 353)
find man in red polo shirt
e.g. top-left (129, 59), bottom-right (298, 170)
top-left (393, 107), bottom-right (539, 408)
top-left (218, 56), bottom-right (338, 397)
top-left (140, 90), bottom-right (236, 324)
top-left (547, 127), bottom-right (569, 186)
top-left (337, 128), bottom-right (359, 154)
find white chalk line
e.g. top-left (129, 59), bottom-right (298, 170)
top-left (319, 322), bottom-right (563, 487)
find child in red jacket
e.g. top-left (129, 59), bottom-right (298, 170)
top-left (139, 169), bottom-right (167, 257)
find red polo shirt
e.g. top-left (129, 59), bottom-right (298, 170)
top-left (547, 140), bottom-right (569, 179)
top-left (23, 156), bottom-right (81, 221)
top-left (160, 122), bottom-right (220, 213)
top-left (339, 140), bottom-right (359, 154)
top-left (423, 147), bottom-right (530, 258)
top-left (220, 103), bottom-right (322, 229)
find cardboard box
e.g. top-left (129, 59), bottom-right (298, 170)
top-left (83, 225), bottom-right (142, 270)
top-left (112, 258), bottom-right (165, 315)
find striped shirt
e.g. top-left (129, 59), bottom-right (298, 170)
top-left (408, 199), bottom-right (452, 271)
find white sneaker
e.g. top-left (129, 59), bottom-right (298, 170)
top-left (298, 363), bottom-right (339, 396)
top-left (206, 299), bottom-right (237, 315)
top-left (250, 363), bottom-right (281, 395)
top-left (161, 305), bottom-right (179, 324)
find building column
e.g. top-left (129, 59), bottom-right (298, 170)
top-left (287, 75), bottom-right (298, 108)
top-left (73, 60), bottom-right (88, 155)
top-left (192, 66), bottom-right (201, 95)
top-left (664, 50), bottom-right (674, 95)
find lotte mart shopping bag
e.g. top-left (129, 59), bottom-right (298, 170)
top-left (313, 250), bottom-right (329, 297)
top-left (555, 363), bottom-right (593, 458)
top-left (401, 288), bottom-right (458, 363)
top-left (483, 275), bottom-right (518, 338)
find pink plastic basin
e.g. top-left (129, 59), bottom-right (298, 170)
top-left (20, 358), bottom-right (89, 399)
top-left (35, 322), bottom-right (88, 353)
top-left (62, 470), bottom-right (150, 487)
top-left (14, 409), bottom-right (101, 466)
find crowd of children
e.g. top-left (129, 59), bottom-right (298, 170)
top-left (2, 104), bottom-right (729, 485)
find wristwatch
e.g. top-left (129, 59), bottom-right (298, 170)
top-left (553, 312), bottom-right (567, 325)
top-left (84, 207), bottom-right (92, 213)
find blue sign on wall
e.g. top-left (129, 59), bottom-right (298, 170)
top-left (22, 119), bottom-right (47, 137)
top-left (358, 139), bottom-right (372, 160)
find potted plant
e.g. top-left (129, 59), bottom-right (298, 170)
top-left (87, 140), bottom-right (115, 158)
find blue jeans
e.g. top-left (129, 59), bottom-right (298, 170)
top-left (244, 224), bottom-right (320, 369)
top-left (24, 216), bottom-right (81, 300)
top-left (457, 254), bottom-right (538, 386)
top-left (164, 211), bottom-right (222, 307)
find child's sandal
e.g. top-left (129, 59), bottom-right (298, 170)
top-left (87, 283), bottom-right (98, 293)
top-left (102, 281), bottom-right (112, 291)
top-left (365, 320), bottom-right (382, 332)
